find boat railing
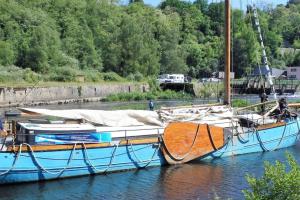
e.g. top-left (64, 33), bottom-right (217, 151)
top-left (0, 123), bottom-right (165, 151)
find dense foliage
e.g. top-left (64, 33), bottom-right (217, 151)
top-left (243, 153), bottom-right (300, 200)
top-left (0, 0), bottom-right (299, 82)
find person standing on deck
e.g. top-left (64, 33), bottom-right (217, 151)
top-left (0, 117), bottom-right (7, 138)
top-left (149, 100), bottom-right (154, 111)
top-left (259, 92), bottom-right (268, 114)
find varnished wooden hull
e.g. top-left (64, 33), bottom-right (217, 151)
top-left (161, 122), bottom-right (224, 164)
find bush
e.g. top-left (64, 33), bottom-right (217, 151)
top-left (103, 90), bottom-right (192, 102)
top-left (0, 65), bottom-right (36, 83)
top-left (82, 69), bottom-right (103, 82)
top-left (147, 77), bottom-right (161, 92)
top-left (126, 72), bottom-right (144, 82)
top-left (243, 153), bottom-right (300, 200)
top-left (48, 67), bottom-right (78, 82)
top-left (23, 68), bottom-right (41, 83)
top-left (102, 72), bottom-right (125, 82)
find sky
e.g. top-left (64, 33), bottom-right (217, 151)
top-left (141, 0), bottom-right (289, 9)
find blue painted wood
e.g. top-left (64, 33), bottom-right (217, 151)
top-left (206, 118), bottom-right (300, 159)
top-left (0, 118), bottom-right (299, 184)
top-left (0, 143), bottom-right (165, 184)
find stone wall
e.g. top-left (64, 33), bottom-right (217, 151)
top-left (0, 83), bottom-right (149, 107)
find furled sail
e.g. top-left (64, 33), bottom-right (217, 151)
top-left (19, 108), bottom-right (163, 127)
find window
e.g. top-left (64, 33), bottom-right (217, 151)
top-left (291, 68), bottom-right (297, 72)
top-left (290, 75), bottom-right (297, 79)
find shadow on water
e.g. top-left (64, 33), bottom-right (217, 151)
top-left (1, 144), bottom-right (300, 200)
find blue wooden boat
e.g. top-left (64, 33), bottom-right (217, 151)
top-left (0, 114), bottom-right (299, 184)
top-left (0, 139), bottom-right (165, 184)
top-left (1, 0), bottom-right (299, 184)
top-left (0, 121), bottom-right (166, 184)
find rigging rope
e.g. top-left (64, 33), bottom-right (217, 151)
top-left (251, 1), bottom-right (277, 99)
top-left (0, 140), bottom-right (160, 176)
top-left (254, 122), bottom-right (287, 151)
top-left (0, 143), bottom-right (22, 176)
top-left (23, 143), bottom-right (77, 175)
top-left (82, 142), bottom-right (119, 173)
top-left (162, 124), bottom-right (200, 161)
top-left (128, 140), bottom-right (160, 168)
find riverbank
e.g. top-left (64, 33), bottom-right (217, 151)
top-left (0, 82), bottom-right (149, 107)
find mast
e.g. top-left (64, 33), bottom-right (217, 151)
top-left (251, 3), bottom-right (277, 99)
top-left (224, 0), bottom-right (231, 105)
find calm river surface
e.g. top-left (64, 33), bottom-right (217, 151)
top-left (0, 145), bottom-right (299, 200)
top-left (0, 98), bottom-right (300, 200)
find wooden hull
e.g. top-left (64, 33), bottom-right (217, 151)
top-left (0, 138), bottom-right (165, 184)
top-left (0, 119), bottom-right (299, 184)
top-left (205, 118), bottom-right (300, 159)
top-left (161, 122), bottom-right (224, 164)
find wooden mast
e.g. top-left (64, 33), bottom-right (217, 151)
top-left (224, 0), bottom-right (231, 105)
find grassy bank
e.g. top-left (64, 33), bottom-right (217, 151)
top-left (194, 82), bottom-right (224, 98)
top-left (0, 65), bottom-right (138, 87)
top-left (232, 99), bottom-right (251, 107)
top-left (103, 90), bottom-right (193, 102)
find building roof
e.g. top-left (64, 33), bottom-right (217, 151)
top-left (252, 66), bottom-right (286, 78)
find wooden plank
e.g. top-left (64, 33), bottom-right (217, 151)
top-left (7, 137), bottom-right (159, 152)
top-left (235, 100), bottom-right (277, 112)
top-left (256, 121), bottom-right (285, 131)
top-left (160, 103), bottom-right (222, 110)
top-left (161, 122), bottom-right (224, 164)
top-left (288, 103), bottom-right (300, 108)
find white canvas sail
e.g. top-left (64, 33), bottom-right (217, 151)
top-left (19, 108), bottom-right (163, 127)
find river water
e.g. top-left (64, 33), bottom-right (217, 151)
top-left (0, 98), bottom-right (300, 200)
top-left (0, 145), bottom-right (299, 200)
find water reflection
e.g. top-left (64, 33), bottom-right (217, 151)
top-left (0, 145), bottom-right (299, 200)
top-left (159, 163), bottom-right (223, 200)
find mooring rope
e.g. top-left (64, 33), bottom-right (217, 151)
top-left (255, 122), bottom-right (287, 152)
top-left (230, 118), bottom-right (250, 144)
top-left (162, 124), bottom-right (200, 161)
top-left (295, 117), bottom-right (300, 143)
top-left (128, 140), bottom-right (160, 168)
top-left (82, 142), bottom-right (119, 173)
top-left (22, 143), bottom-right (77, 175)
top-left (0, 134), bottom-right (8, 151)
top-left (0, 143), bottom-right (22, 176)
top-left (209, 135), bottom-right (232, 159)
top-left (206, 124), bottom-right (218, 150)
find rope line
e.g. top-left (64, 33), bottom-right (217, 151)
top-left (255, 122), bottom-right (287, 152)
top-left (82, 142), bottom-right (119, 173)
top-left (0, 143), bottom-right (22, 176)
top-left (128, 140), bottom-right (160, 168)
top-left (0, 140), bottom-right (160, 176)
top-left (162, 124), bottom-right (200, 161)
top-left (22, 143), bottom-right (77, 175)
top-left (209, 135), bottom-right (232, 159)
top-left (206, 124), bottom-right (217, 150)
top-left (295, 118), bottom-right (300, 142)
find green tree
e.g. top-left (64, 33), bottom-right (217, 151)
top-left (0, 41), bottom-right (15, 65)
top-left (289, 0), bottom-right (300, 5)
top-left (244, 153), bottom-right (300, 200)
